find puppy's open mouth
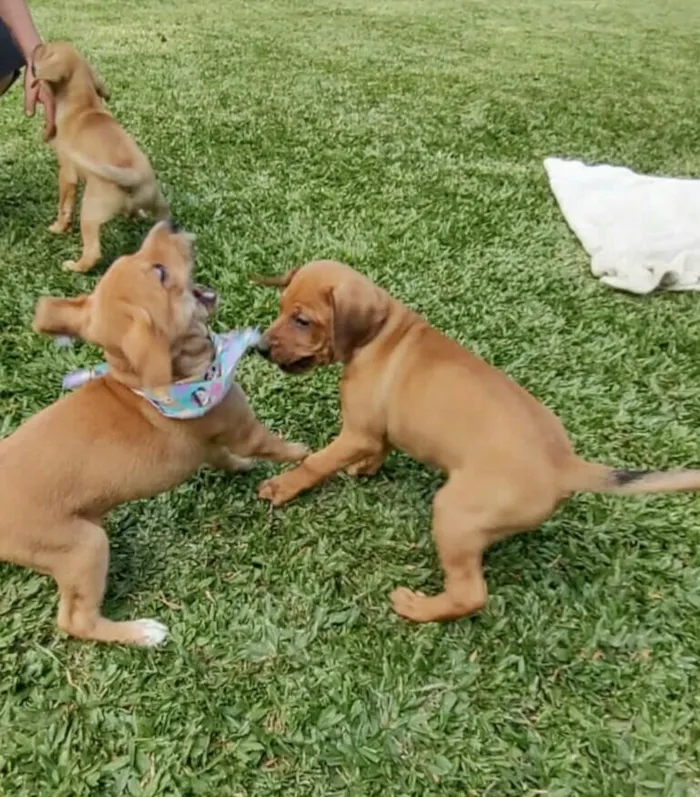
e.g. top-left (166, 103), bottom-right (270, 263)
top-left (280, 356), bottom-right (315, 375)
top-left (192, 284), bottom-right (218, 312)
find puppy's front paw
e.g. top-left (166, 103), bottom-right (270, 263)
top-left (48, 221), bottom-right (68, 235)
top-left (62, 259), bottom-right (79, 272)
top-left (258, 472), bottom-right (301, 507)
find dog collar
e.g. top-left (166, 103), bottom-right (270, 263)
top-left (62, 328), bottom-right (261, 420)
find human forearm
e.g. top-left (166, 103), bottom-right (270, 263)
top-left (0, 0), bottom-right (41, 61)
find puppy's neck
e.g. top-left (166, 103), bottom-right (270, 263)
top-left (345, 298), bottom-right (419, 369)
top-left (54, 69), bottom-right (103, 113)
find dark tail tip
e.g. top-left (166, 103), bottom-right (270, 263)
top-left (612, 470), bottom-right (650, 486)
top-left (165, 217), bottom-right (181, 233)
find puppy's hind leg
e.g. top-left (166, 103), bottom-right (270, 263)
top-left (135, 184), bottom-right (169, 221)
top-left (391, 474), bottom-right (558, 623)
top-left (151, 188), bottom-right (169, 221)
top-left (51, 519), bottom-right (168, 646)
top-left (48, 159), bottom-right (78, 234)
top-left (391, 478), bottom-right (490, 623)
top-left (62, 181), bottom-right (117, 273)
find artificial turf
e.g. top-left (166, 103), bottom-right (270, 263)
top-left (0, 0), bottom-right (699, 794)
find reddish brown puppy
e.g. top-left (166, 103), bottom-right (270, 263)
top-left (254, 260), bottom-right (700, 623)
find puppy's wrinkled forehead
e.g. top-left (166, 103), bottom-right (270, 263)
top-left (32, 41), bottom-right (80, 75)
top-left (94, 221), bottom-right (193, 310)
top-left (279, 260), bottom-right (355, 311)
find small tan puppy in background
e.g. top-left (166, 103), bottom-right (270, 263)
top-left (254, 261), bottom-right (700, 623)
top-left (0, 221), bottom-right (306, 646)
top-left (32, 41), bottom-right (168, 273)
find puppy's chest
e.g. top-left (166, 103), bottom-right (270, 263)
top-left (54, 103), bottom-right (70, 129)
top-left (53, 104), bottom-right (79, 140)
top-left (341, 371), bottom-right (391, 434)
top-left (51, 129), bottom-right (80, 166)
top-left (52, 114), bottom-right (96, 162)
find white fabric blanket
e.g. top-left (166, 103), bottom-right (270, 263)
top-left (544, 157), bottom-right (700, 294)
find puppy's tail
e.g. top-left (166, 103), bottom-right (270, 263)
top-left (565, 458), bottom-right (700, 496)
top-left (66, 149), bottom-right (143, 189)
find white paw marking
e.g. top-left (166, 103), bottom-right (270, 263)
top-left (290, 443), bottom-right (309, 460)
top-left (231, 455), bottom-right (255, 472)
top-left (134, 618), bottom-right (168, 647)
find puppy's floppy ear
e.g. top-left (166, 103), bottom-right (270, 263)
top-left (120, 308), bottom-right (172, 388)
top-left (93, 71), bottom-right (110, 101)
top-left (251, 267), bottom-right (300, 289)
top-left (86, 63), bottom-right (109, 100)
top-left (330, 278), bottom-right (389, 363)
top-left (33, 296), bottom-right (90, 338)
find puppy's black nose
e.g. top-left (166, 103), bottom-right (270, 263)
top-left (255, 336), bottom-right (271, 359)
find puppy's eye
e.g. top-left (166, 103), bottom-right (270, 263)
top-left (153, 264), bottom-right (168, 285)
top-left (293, 316), bottom-right (310, 329)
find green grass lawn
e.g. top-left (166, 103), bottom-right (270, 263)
top-left (1, 0), bottom-right (700, 793)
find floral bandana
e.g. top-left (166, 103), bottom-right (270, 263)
top-left (61, 328), bottom-right (262, 420)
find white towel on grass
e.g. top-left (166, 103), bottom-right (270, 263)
top-left (544, 157), bottom-right (700, 294)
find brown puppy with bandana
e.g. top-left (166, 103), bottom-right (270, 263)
top-left (254, 260), bottom-right (700, 623)
top-left (0, 221), bottom-right (306, 646)
top-left (32, 40), bottom-right (168, 272)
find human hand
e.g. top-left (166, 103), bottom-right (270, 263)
top-left (24, 65), bottom-right (55, 140)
